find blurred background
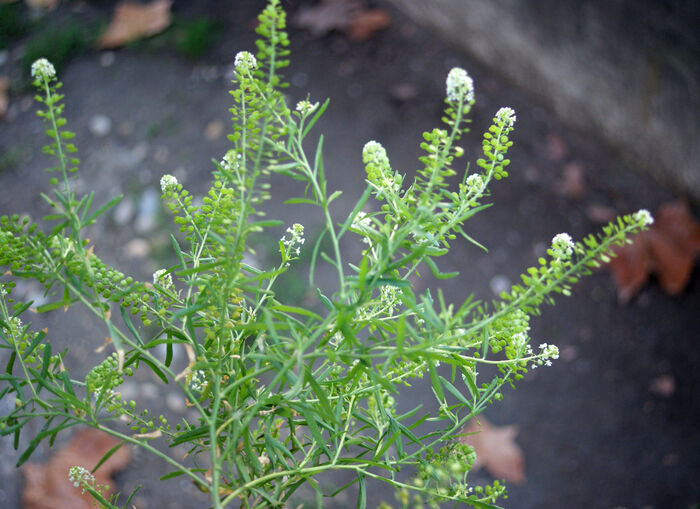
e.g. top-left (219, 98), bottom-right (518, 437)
top-left (0, 1), bottom-right (699, 508)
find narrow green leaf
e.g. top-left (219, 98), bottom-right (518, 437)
top-left (84, 195), bottom-right (123, 226)
top-left (316, 288), bottom-right (333, 311)
top-left (302, 98), bottom-right (330, 139)
top-left (357, 474), bottom-right (366, 509)
top-left (439, 375), bottom-right (472, 409)
top-left (91, 441), bottom-right (125, 473)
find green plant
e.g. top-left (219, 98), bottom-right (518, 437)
top-left (0, 3), bottom-right (32, 50)
top-left (0, 1), bottom-right (653, 508)
top-left (21, 22), bottom-right (93, 78)
top-left (174, 17), bottom-right (224, 59)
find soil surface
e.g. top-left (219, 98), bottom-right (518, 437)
top-left (1, 2), bottom-right (699, 509)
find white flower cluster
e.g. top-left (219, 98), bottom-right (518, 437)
top-left (295, 100), bottom-right (319, 116)
top-left (465, 173), bottom-right (483, 193)
top-left (221, 149), bottom-right (242, 171)
top-left (380, 285), bottom-right (400, 315)
top-left (153, 269), bottom-right (173, 290)
top-left (234, 51), bottom-right (257, 72)
top-left (532, 343), bottom-right (560, 368)
top-left (550, 232), bottom-right (575, 260)
top-left (31, 58), bottom-right (56, 81)
top-left (351, 211), bottom-right (372, 232)
top-left (190, 370), bottom-right (207, 393)
top-left (634, 209), bottom-right (654, 226)
top-left (160, 174), bottom-right (178, 193)
top-left (495, 107), bottom-right (517, 127)
top-left (68, 466), bottom-right (95, 494)
top-left (446, 67), bottom-right (474, 103)
top-left (281, 223), bottom-right (305, 260)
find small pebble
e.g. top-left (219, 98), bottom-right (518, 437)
top-left (123, 238), bottom-right (150, 259)
top-left (99, 51), bottom-right (115, 67)
top-left (113, 197), bottom-right (135, 226)
top-left (135, 188), bottom-right (159, 233)
top-left (89, 114), bottom-right (112, 137)
top-left (489, 274), bottom-right (511, 295)
top-left (166, 392), bottom-right (186, 412)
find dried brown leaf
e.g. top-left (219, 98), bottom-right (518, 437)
top-left (346, 9), bottom-right (392, 41)
top-left (22, 428), bottom-right (130, 509)
top-left (554, 161), bottom-right (586, 199)
top-left (97, 0), bottom-right (173, 49)
top-left (459, 416), bottom-right (525, 484)
top-left (292, 0), bottom-right (361, 37)
top-left (608, 201), bottom-right (700, 301)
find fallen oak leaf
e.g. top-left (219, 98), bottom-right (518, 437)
top-left (459, 415), bottom-right (525, 485)
top-left (608, 201), bottom-right (700, 301)
top-left (292, 0), bottom-right (361, 37)
top-left (97, 0), bottom-right (173, 49)
top-left (22, 428), bottom-right (130, 509)
top-left (346, 8), bottom-right (392, 41)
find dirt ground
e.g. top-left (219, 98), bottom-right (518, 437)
top-left (0, 1), bottom-right (699, 508)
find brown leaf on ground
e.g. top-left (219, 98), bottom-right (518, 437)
top-left (585, 203), bottom-right (618, 224)
top-left (0, 76), bottom-right (9, 118)
top-left (608, 201), bottom-right (700, 301)
top-left (649, 374), bottom-right (676, 397)
top-left (346, 8), bottom-right (392, 41)
top-left (459, 416), bottom-right (525, 484)
top-left (293, 0), bottom-right (390, 40)
top-left (554, 161), bottom-right (586, 199)
top-left (22, 428), bottom-right (130, 509)
top-left (293, 0), bottom-right (361, 36)
top-left (97, 0), bottom-right (172, 49)
top-left (544, 133), bottom-right (569, 162)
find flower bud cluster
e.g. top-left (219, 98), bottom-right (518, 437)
top-left (446, 67), bottom-right (474, 103)
top-left (550, 232), bottom-right (575, 260)
top-left (234, 51), bottom-right (257, 73)
top-left (31, 58), bottom-right (56, 81)
top-left (295, 100), bottom-right (319, 116)
top-left (634, 209), bottom-right (654, 226)
top-left (363, 141), bottom-right (401, 196)
top-left (86, 352), bottom-right (134, 401)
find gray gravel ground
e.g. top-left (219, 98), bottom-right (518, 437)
top-left (1, 2), bottom-right (699, 508)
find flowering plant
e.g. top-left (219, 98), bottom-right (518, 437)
top-left (0, 2), bottom-right (653, 508)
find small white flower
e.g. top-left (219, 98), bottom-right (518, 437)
top-left (68, 466), bottom-right (95, 493)
top-left (153, 269), bottom-right (173, 290)
top-left (446, 67), bottom-right (474, 103)
top-left (634, 209), bottom-right (654, 226)
top-left (295, 100), bottom-right (319, 116)
top-left (189, 370), bottom-right (207, 393)
top-left (495, 107), bottom-right (517, 127)
top-left (380, 285), bottom-right (399, 315)
top-left (351, 211), bottom-right (372, 232)
top-left (221, 150), bottom-right (242, 171)
top-left (281, 223), bottom-right (305, 260)
top-left (31, 58), bottom-right (56, 80)
top-left (465, 173), bottom-right (483, 193)
top-left (551, 232), bottom-right (575, 260)
top-left (234, 51), bottom-right (257, 72)
top-left (160, 174), bottom-right (178, 193)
